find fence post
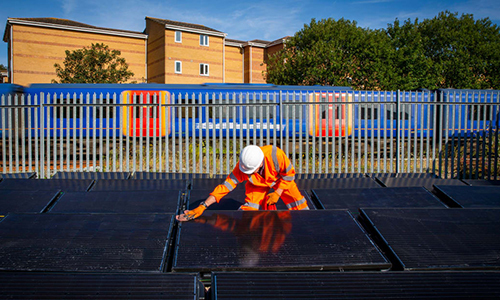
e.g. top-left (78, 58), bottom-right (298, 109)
top-left (279, 90), bottom-right (283, 149)
top-left (396, 90), bottom-right (400, 174)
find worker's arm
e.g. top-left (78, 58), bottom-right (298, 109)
top-left (209, 163), bottom-right (247, 202)
top-left (176, 195), bottom-right (217, 222)
top-left (273, 148), bottom-right (296, 191)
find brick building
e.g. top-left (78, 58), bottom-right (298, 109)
top-left (3, 17), bottom-right (286, 86)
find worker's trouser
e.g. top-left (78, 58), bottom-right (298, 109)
top-left (239, 181), bottom-right (309, 211)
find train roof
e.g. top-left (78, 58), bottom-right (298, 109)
top-left (26, 83), bottom-right (353, 93)
top-left (0, 84), bottom-right (24, 94)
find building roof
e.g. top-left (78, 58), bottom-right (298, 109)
top-left (146, 17), bottom-right (226, 37)
top-left (3, 17), bottom-right (147, 42)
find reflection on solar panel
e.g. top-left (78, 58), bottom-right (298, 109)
top-left (52, 172), bottom-right (131, 179)
top-left (133, 172), bottom-right (210, 179)
top-left (0, 189), bottom-right (60, 214)
top-left (0, 213), bottom-right (174, 272)
top-left (91, 179), bottom-right (188, 191)
top-left (0, 179), bottom-right (93, 192)
top-left (211, 271), bottom-right (500, 299)
top-left (0, 272), bottom-right (200, 299)
top-left (0, 172), bottom-right (36, 179)
top-left (312, 187), bottom-right (446, 211)
top-left (361, 208), bottom-right (500, 270)
top-left (295, 178), bottom-right (382, 190)
top-left (375, 177), bottom-right (467, 191)
top-left (173, 210), bottom-right (390, 272)
top-left (434, 185), bottom-right (500, 208)
top-left (51, 190), bottom-right (182, 213)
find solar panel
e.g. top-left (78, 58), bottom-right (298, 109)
top-left (0, 189), bottom-right (61, 214)
top-left (461, 179), bottom-right (500, 186)
top-left (133, 172), bottom-right (210, 179)
top-left (0, 179), bottom-right (93, 192)
top-left (211, 271), bottom-right (500, 299)
top-left (295, 173), bottom-right (366, 179)
top-left (369, 173), bottom-right (439, 179)
top-left (173, 210), bottom-right (390, 272)
top-left (294, 178), bottom-right (382, 190)
top-left (187, 189), bottom-right (316, 211)
top-left (51, 172), bottom-right (131, 179)
top-left (91, 179), bottom-right (188, 191)
top-left (0, 272), bottom-right (200, 299)
top-left (0, 172), bottom-right (36, 179)
top-left (312, 187), bottom-right (446, 211)
top-left (434, 185), bottom-right (500, 208)
top-left (0, 213), bottom-right (174, 272)
top-left (189, 178), bottom-right (246, 190)
top-left (50, 190), bottom-right (182, 214)
top-left (375, 177), bottom-right (467, 192)
top-left (360, 208), bottom-right (500, 270)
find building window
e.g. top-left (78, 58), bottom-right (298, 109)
top-left (200, 34), bottom-right (209, 46)
top-left (175, 31), bottom-right (182, 43)
top-left (175, 61), bottom-right (182, 74)
top-left (200, 63), bottom-right (209, 76)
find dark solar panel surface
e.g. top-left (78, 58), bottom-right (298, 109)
top-left (0, 189), bottom-right (60, 214)
top-left (212, 271), bottom-right (500, 299)
top-left (361, 208), bottom-right (500, 270)
top-left (0, 272), bottom-right (199, 299)
top-left (376, 177), bottom-right (467, 191)
top-left (294, 177), bottom-right (382, 190)
top-left (189, 178), bottom-right (246, 190)
top-left (91, 179), bottom-right (188, 191)
top-left (461, 179), bottom-right (500, 186)
top-left (434, 185), bottom-right (500, 208)
top-left (0, 179), bottom-right (93, 192)
top-left (52, 172), bottom-right (131, 179)
top-left (312, 187), bottom-right (446, 211)
top-left (0, 172), bottom-right (36, 179)
top-left (0, 213), bottom-right (174, 272)
top-left (51, 190), bottom-right (182, 213)
top-left (133, 172), bottom-right (210, 179)
top-left (296, 173), bottom-right (366, 179)
top-left (187, 189), bottom-right (316, 211)
top-left (173, 210), bottom-right (390, 272)
top-left (370, 172), bottom-right (439, 179)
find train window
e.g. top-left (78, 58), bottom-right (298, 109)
top-left (133, 94), bottom-right (155, 118)
top-left (321, 105), bottom-right (340, 119)
top-left (361, 107), bottom-right (378, 120)
top-left (53, 97), bottom-right (115, 118)
top-left (386, 109), bottom-right (409, 120)
top-left (468, 105), bottom-right (492, 121)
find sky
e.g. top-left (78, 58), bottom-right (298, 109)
top-left (1, 0), bottom-right (500, 67)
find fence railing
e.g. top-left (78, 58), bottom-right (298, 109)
top-left (1, 89), bottom-right (499, 179)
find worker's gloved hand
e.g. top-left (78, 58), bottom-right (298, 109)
top-left (176, 203), bottom-right (207, 222)
top-left (265, 191), bottom-right (280, 206)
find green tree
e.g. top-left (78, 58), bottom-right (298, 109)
top-left (417, 11), bottom-right (500, 89)
top-left (266, 18), bottom-right (395, 90)
top-left (53, 43), bottom-right (134, 83)
top-left (0, 64), bottom-right (7, 70)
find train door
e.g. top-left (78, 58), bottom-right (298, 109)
top-left (121, 90), bottom-right (169, 137)
top-left (308, 92), bottom-right (353, 137)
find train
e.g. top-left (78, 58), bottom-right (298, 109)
top-left (0, 83), bottom-right (499, 139)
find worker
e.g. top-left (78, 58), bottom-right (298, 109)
top-left (176, 144), bottom-right (309, 222)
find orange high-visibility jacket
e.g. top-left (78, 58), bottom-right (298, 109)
top-left (210, 145), bottom-right (296, 202)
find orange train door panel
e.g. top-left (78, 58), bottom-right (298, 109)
top-left (308, 92), bottom-right (352, 137)
top-left (121, 91), bottom-right (169, 137)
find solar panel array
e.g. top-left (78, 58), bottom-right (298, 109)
top-left (0, 171), bottom-right (499, 299)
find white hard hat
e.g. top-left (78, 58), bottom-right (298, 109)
top-left (239, 145), bottom-right (264, 174)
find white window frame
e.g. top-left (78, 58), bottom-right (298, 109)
top-left (175, 61), bottom-right (182, 74)
top-left (200, 63), bottom-right (209, 76)
top-left (200, 34), bottom-right (209, 46)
